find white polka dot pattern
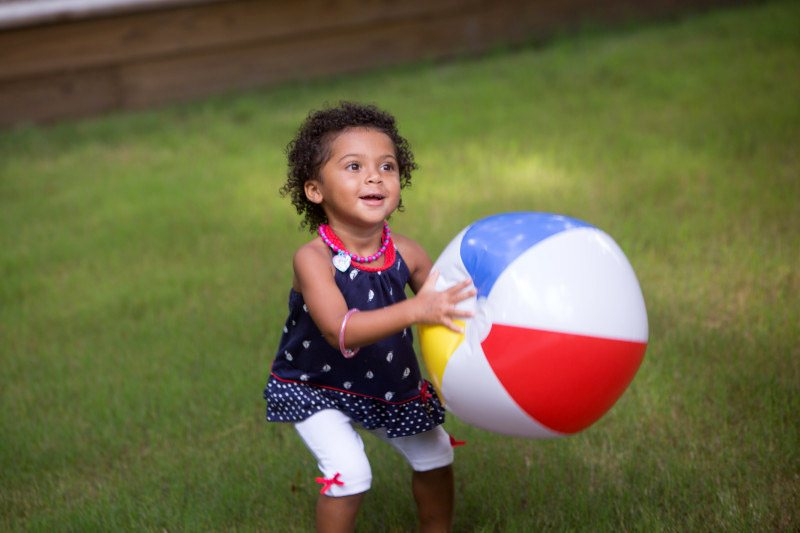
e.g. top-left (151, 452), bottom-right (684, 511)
top-left (265, 377), bottom-right (445, 438)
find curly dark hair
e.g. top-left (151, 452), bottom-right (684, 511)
top-left (280, 101), bottom-right (417, 231)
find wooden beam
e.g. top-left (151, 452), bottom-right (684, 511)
top-left (0, 0), bottom-right (473, 80)
top-left (0, 0), bottom-right (742, 127)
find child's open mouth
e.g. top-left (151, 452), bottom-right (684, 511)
top-left (360, 194), bottom-right (385, 203)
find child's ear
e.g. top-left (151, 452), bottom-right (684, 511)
top-left (304, 180), bottom-right (323, 204)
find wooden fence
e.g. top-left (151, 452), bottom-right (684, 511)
top-left (0, 0), bottom-right (740, 127)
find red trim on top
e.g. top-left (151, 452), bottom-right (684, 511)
top-left (351, 240), bottom-right (395, 272)
top-left (270, 370), bottom-right (424, 405)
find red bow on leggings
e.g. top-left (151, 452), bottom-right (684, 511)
top-left (316, 472), bottom-right (344, 494)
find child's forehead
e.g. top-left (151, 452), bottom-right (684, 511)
top-left (327, 127), bottom-right (395, 152)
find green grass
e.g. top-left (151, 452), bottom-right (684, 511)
top-left (1, 1), bottom-right (799, 530)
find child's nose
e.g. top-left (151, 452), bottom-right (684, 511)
top-left (366, 168), bottom-right (382, 183)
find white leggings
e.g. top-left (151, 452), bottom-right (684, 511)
top-left (294, 409), bottom-right (454, 497)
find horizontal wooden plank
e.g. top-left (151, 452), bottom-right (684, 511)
top-left (0, 0), bottom-right (476, 80)
top-left (117, 8), bottom-right (491, 109)
top-left (0, 67), bottom-right (118, 125)
top-left (0, 4), bottom-right (491, 126)
top-left (0, 0), bottom-right (742, 127)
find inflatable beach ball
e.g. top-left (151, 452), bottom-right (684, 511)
top-left (418, 212), bottom-right (648, 438)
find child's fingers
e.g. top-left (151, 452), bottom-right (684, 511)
top-left (454, 287), bottom-right (477, 303)
top-left (443, 302), bottom-right (473, 320)
top-left (447, 280), bottom-right (476, 302)
top-left (443, 318), bottom-right (466, 334)
top-left (451, 306), bottom-right (475, 318)
top-left (445, 278), bottom-right (474, 295)
top-left (453, 278), bottom-right (473, 290)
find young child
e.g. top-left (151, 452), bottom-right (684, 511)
top-left (264, 102), bottom-right (474, 532)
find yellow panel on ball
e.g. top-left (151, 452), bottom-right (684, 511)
top-left (418, 320), bottom-right (465, 403)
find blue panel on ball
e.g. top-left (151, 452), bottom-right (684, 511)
top-left (460, 212), bottom-right (593, 297)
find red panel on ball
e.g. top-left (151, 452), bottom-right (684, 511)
top-left (481, 324), bottom-right (646, 434)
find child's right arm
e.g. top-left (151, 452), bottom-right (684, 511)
top-left (293, 240), bottom-right (474, 353)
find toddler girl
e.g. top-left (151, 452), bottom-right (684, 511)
top-left (264, 102), bottom-right (474, 532)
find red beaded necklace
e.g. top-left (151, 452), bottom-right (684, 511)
top-left (318, 222), bottom-right (393, 272)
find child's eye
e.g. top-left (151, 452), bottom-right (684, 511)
top-left (381, 162), bottom-right (396, 171)
top-left (346, 162), bottom-right (360, 171)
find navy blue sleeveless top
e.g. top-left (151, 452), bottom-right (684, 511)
top-left (264, 246), bottom-right (446, 438)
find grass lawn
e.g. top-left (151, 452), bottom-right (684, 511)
top-left (1, 0), bottom-right (798, 530)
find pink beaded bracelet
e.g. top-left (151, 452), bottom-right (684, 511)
top-left (339, 308), bottom-right (360, 358)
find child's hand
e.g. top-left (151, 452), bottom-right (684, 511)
top-left (414, 269), bottom-right (476, 333)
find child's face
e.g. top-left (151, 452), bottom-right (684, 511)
top-left (305, 127), bottom-right (401, 229)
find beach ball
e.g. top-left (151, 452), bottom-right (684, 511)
top-left (418, 212), bottom-right (648, 438)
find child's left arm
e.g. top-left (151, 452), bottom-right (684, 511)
top-left (393, 234), bottom-right (436, 295)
